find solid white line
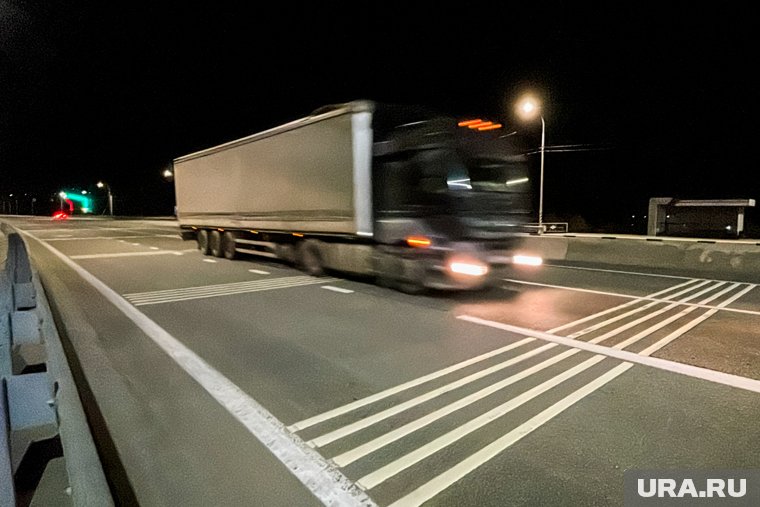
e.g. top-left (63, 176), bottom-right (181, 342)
top-left (322, 286), bottom-right (354, 294)
top-left (546, 279), bottom-right (701, 333)
top-left (287, 337), bottom-right (537, 432)
top-left (248, 269), bottom-right (270, 275)
top-left (505, 278), bottom-right (760, 317)
top-left (124, 276), bottom-right (329, 299)
top-left (289, 279), bottom-right (706, 433)
top-left (331, 282), bottom-right (742, 466)
top-left (202, 259), bottom-right (217, 263)
top-left (638, 284), bottom-right (756, 355)
top-left (70, 251), bottom-right (184, 259)
top-left (565, 281), bottom-right (724, 339)
top-left (45, 235), bottom-right (176, 241)
top-left (127, 278), bottom-right (338, 306)
top-left (17, 229), bottom-right (375, 506)
top-left (357, 355), bottom-right (610, 490)
top-left (332, 346), bottom-right (583, 467)
top-left (387, 363), bottom-right (632, 507)
top-left (457, 316), bottom-right (760, 394)
top-left (544, 263), bottom-right (694, 279)
top-left (308, 343), bottom-right (557, 448)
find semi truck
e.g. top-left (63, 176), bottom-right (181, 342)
top-left (173, 100), bottom-right (542, 292)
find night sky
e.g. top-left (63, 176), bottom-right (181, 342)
top-left (1, 3), bottom-right (757, 229)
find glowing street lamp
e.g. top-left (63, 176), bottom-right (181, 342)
top-left (97, 181), bottom-right (113, 216)
top-left (516, 95), bottom-right (546, 231)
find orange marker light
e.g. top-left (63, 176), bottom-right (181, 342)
top-left (467, 121), bottom-right (493, 129)
top-left (458, 119), bottom-right (483, 127)
top-left (478, 123), bottom-right (502, 131)
top-left (406, 236), bottom-right (432, 248)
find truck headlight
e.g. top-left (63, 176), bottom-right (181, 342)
top-left (448, 258), bottom-right (489, 276)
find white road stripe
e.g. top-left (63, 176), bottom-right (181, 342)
top-left (248, 269), bottom-right (270, 275)
top-left (546, 278), bottom-right (702, 333)
top-left (202, 259), bottom-right (217, 263)
top-left (357, 355), bottom-right (610, 490)
top-left (458, 316), bottom-right (760, 394)
top-left (288, 278), bottom-right (703, 433)
top-left (46, 234), bottom-right (177, 241)
top-left (17, 228), bottom-right (375, 507)
top-left (124, 277), bottom-right (340, 306)
top-left (322, 286), bottom-right (354, 294)
top-left (308, 343), bottom-right (557, 448)
top-left (70, 251), bottom-right (184, 259)
top-left (329, 282), bottom-right (743, 465)
top-left (638, 284), bottom-right (756, 355)
top-left (544, 263), bottom-right (694, 279)
top-left (506, 278), bottom-right (760, 317)
top-left (287, 337), bottom-right (537, 432)
top-left (387, 363), bottom-right (632, 507)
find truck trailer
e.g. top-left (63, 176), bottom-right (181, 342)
top-left (173, 100), bottom-right (542, 292)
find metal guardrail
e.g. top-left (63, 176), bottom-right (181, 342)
top-left (0, 224), bottom-right (112, 507)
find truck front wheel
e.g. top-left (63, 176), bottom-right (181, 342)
top-left (296, 240), bottom-right (324, 276)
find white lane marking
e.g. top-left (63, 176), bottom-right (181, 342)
top-left (129, 242), bottom-right (141, 246)
top-left (286, 337), bottom-right (536, 433)
top-left (547, 278), bottom-right (702, 333)
top-left (458, 316), bottom-right (760, 394)
top-left (562, 280), bottom-right (712, 337)
top-left (387, 363), bottom-right (632, 507)
top-left (325, 282), bottom-right (741, 464)
top-left (124, 277), bottom-right (339, 306)
top-left (70, 251), bottom-right (184, 259)
top-left (638, 284), bottom-right (756, 355)
top-left (332, 346), bottom-right (587, 467)
top-left (18, 229), bottom-right (375, 507)
top-left (544, 263), bottom-right (694, 279)
top-left (202, 259), bottom-right (217, 263)
top-left (46, 234), bottom-right (178, 241)
top-left (248, 269), bottom-right (270, 275)
top-left (149, 246), bottom-right (160, 250)
top-left (504, 278), bottom-right (760, 317)
top-left (357, 355), bottom-right (610, 490)
top-left (308, 343), bottom-right (556, 448)
top-left (288, 279), bottom-right (701, 433)
top-left (322, 286), bottom-right (354, 294)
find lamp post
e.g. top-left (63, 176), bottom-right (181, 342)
top-left (97, 181), bottom-right (113, 216)
top-left (517, 96), bottom-right (546, 232)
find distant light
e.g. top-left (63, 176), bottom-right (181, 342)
top-left (468, 121), bottom-right (493, 129)
top-left (458, 119), bottom-right (483, 127)
top-left (97, 181), bottom-right (105, 188)
top-left (52, 211), bottom-right (69, 220)
top-left (513, 255), bottom-right (543, 266)
top-left (81, 190), bottom-right (88, 194)
top-left (163, 169), bottom-right (173, 178)
top-left (726, 225), bottom-right (732, 230)
top-left (406, 236), bottom-right (432, 248)
top-left (59, 191), bottom-right (67, 198)
top-left (505, 177), bottom-right (529, 186)
top-left (81, 207), bottom-right (90, 213)
top-left (447, 178), bottom-right (473, 189)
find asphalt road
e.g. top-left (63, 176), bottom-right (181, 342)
top-left (3, 216), bottom-right (759, 506)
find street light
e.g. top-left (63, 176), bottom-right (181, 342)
top-left (97, 181), bottom-right (113, 216)
top-left (516, 95), bottom-right (546, 232)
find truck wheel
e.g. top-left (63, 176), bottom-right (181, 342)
top-left (222, 231), bottom-right (238, 260)
top-left (297, 240), bottom-right (324, 276)
top-left (209, 230), bottom-right (223, 257)
top-left (197, 229), bottom-right (211, 255)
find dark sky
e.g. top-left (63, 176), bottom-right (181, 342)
top-left (1, 3), bottom-right (757, 222)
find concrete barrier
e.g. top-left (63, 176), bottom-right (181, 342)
top-left (517, 233), bottom-right (760, 281)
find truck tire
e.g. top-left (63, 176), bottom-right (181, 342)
top-left (197, 229), bottom-right (211, 255)
top-left (296, 240), bottom-right (324, 276)
top-left (209, 230), bottom-right (223, 257)
top-left (222, 231), bottom-right (238, 260)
